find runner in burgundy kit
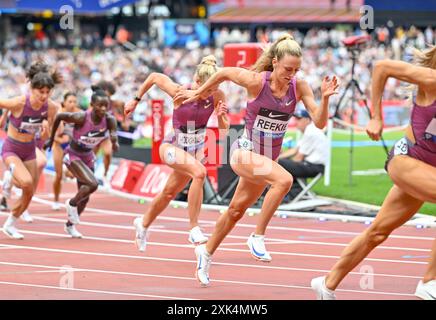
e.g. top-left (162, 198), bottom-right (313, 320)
top-left (175, 33), bottom-right (339, 286)
top-left (124, 55), bottom-right (229, 253)
top-left (312, 49), bottom-right (436, 300)
top-left (45, 86), bottom-right (119, 238)
top-left (51, 92), bottom-right (81, 211)
top-left (0, 61), bottom-right (61, 239)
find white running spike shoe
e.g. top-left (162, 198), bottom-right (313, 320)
top-left (65, 199), bottom-right (80, 224)
top-left (246, 233), bottom-right (272, 262)
top-left (188, 226), bottom-right (208, 245)
top-left (52, 202), bottom-right (61, 211)
top-left (415, 280), bottom-right (436, 300)
top-left (3, 225), bottom-right (24, 240)
top-left (195, 244), bottom-right (212, 287)
top-left (20, 210), bottom-right (33, 223)
top-left (64, 224), bottom-right (83, 238)
top-left (311, 276), bottom-right (337, 300)
top-left (134, 217), bottom-right (148, 252)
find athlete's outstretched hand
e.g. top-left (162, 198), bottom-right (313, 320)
top-left (215, 100), bottom-right (228, 117)
top-left (43, 138), bottom-right (54, 152)
top-left (40, 120), bottom-right (50, 140)
top-left (173, 89), bottom-right (200, 107)
top-left (366, 118), bottom-right (383, 141)
top-left (124, 100), bottom-right (138, 118)
top-left (112, 142), bottom-right (120, 153)
top-left (321, 75), bottom-right (340, 98)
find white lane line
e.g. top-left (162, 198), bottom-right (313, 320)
top-left (0, 228), bottom-right (429, 266)
top-left (0, 213), bottom-right (431, 254)
top-left (30, 196), bottom-right (435, 241)
top-left (0, 281), bottom-right (195, 300)
top-left (0, 261), bottom-right (417, 298)
top-left (0, 242), bottom-right (427, 280)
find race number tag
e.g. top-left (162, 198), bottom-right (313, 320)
top-left (424, 116), bottom-right (436, 143)
top-left (238, 136), bottom-right (254, 151)
top-left (393, 138), bottom-right (409, 156)
top-left (176, 131), bottom-right (206, 148)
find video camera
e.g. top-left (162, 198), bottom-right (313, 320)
top-left (342, 34), bottom-right (371, 49)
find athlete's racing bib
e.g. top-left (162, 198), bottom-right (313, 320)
top-left (252, 107), bottom-right (291, 141)
top-left (19, 116), bottom-right (44, 134)
top-left (78, 130), bottom-right (108, 148)
top-left (176, 127), bottom-right (206, 150)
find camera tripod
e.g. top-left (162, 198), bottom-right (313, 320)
top-left (333, 47), bottom-right (389, 185)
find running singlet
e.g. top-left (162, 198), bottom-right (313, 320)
top-left (387, 99), bottom-right (436, 169)
top-left (240, 71), bottom-right (297, 160)
top-left (71, 109), bottom-right (108, 150)
top-left (407, 99), bottom-right (436, 164)
top-left (165, 89), bottom-right (214, 152)
top-left (9, 94), bottom-right (48, 135)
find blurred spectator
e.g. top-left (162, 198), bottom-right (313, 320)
top-left (277, 109), bottom-right (329, 201)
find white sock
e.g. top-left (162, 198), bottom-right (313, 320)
top-left (323, 277), bottom-right (335, 293)
top-left (4, 214), bottom-right (17, 227)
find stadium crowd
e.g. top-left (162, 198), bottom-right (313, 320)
top-left (1, 25), bottom-right (435, 131)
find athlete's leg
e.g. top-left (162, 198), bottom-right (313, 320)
top-left (52, 143), bottom-right (64, 203)
top-left (325, 185), bottom-right (423, 290)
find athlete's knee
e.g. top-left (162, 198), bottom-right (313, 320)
top-left (365, 227), bottom-right (391, 246)
top-left (227, 206), bottom-right (245, 222)
top-left (86, 180), bottom-right (99, 193)
top-left (21, 179), bottom-right (34, 194)
top-left (273, 174), bottom-right (293, 193)
top-left (192, 166), bottom-right (207, 180)
top-left (161, 187), bottom-right (178, 201)
top-left (227, 200), bottom-right (248, 222)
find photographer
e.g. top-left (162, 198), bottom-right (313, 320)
top-left (277, 109), bottom-right (328, 201)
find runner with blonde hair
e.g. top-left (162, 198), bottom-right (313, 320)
top-left (175, 34), bottom-right (339, 286)
top-left (311, 46), bottom-right (436, 300)
top-left (125, 55), bottom-right (230, 252)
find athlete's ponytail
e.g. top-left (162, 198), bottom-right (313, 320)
top-left (90, 85), bottom-right (109, 105)
top-left (251, 33), bottom-right (302, 73)
top-left (406, 45), bottom-right (436, 102)
top-left (195, 55), bottom-right (219, 84)
top-left (96, 80), bottom-right (116, 96)
top-left (27, 60), bottom-right (62, 89)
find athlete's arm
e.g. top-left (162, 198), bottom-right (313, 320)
top-left (47, 99), bottom-right (61, 129)
top-left (0, 110), bottom-right (10, 130)
top-left (54, 122), bottom-right (69, 144)
top-left (368, 59), bottom-right (436, 140)
top-left (213, 90), bottom-right (230, 135)
top-left (0, 96), bottom-right (25, 113)
top-left (298, 77), bottom-right (339, 129)
top-left (45, 112), bottom-right (85, 150)
top-left (174, 67), bottom-right (263, 104)
top-left (106, 114), bottom-right (119, 152)
top-left (125, 73), bottom-right (180, 117)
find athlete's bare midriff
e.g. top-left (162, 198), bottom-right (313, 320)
top-left (7, 124), bottom-right (35, 143)
top-left (405, 125), bottom-right (415, 144)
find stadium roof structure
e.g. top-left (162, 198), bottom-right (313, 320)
top-left (208, 0), bottom-right (362, 24)
top-left (3, 0), bottom-right (141, 14)
top-left (209, 7), bottom-right (360, 24)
